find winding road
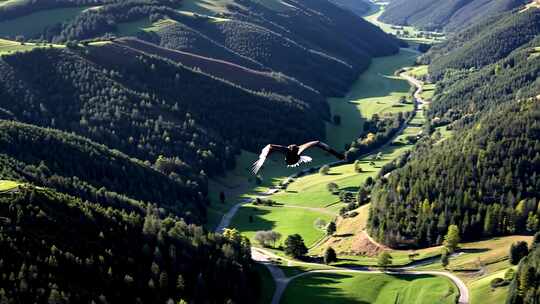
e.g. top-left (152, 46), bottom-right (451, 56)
top-left (215, 70), bottom-right (470, 304)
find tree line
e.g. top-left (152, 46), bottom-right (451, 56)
top-left (0, 187), bottom-right (258, 304)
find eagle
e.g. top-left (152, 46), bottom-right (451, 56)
top-left (252, 141), bottom-right (345, 174)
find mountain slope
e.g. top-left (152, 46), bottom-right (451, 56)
top-left (367, 10), bottom-right (540, 248)
top-left (0, 0), bottom-right (399, 97)
top-left (423, 8), bottom-right (540, 79)
top-left (380, 0), bottom-right (528, 31)
top-left (114, 37), bottom-right (326, 111)
top-left (428, 36), bottom-right (540, 121)
top-left (369, 99), bottom-right (540, 247)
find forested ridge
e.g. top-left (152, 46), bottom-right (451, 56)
top-left (0, 186), bottom-right (256, 303)
top-left (368, 7), bottom-right (540, 248)
top-left (0, 120), bottom-right (208, 221)
top-left (379, 0), bottom-right (528, 31)
top-left (422, 9), bottom-right (540, 79)
top-left (369, 99), bottom-right (540, 247)
top-left (428, 38), bottom-right (540, 122)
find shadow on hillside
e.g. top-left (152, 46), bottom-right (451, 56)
top-left (460, 248), bottom-right (489, 254)
top-left (283, 272), bottom-right (370, 304)
top-left (334, 233), bottom-right (354, 238)
top-left (233, 206), bottom-right (276, 233)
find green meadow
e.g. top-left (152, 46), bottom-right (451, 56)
top-left (0, 180), bottom-right (20, 192)
top-left (0, 7), bottom-right (92, 38)
top-left (282, 272), bottom-right (457, 304)
top-left (229, 203), bottom-right (335, 247)
top-left (326, 49), bottom-right (417, 150)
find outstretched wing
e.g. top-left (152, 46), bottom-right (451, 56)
top-left (252, 144), bottom-right (288, 174)
top-left (298, 141), bottom-right (345, 160)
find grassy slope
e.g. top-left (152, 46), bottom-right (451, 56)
top-left (326, 49), bottom-right (417, 150)
top-left (0, 38), bottom-right (63, 55)
top-left (0, 180), bottom-right (21, 192)
top-left (230, 204), bottom-right (334, 247)
top-left (417, 235), bottom-right (532, 304)
top-left (0, 38), bottom-right (36, 54)
top-left (469, 267), bottom-right (514, 304)
top-left (282, 272), bottom-right (456, 304)
top-left (0, 7), bottom-right (91, 38)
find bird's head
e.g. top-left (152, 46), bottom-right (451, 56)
top-left (288, 145), bottom-right (299, 153)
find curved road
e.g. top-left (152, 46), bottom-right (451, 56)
top-left (216, 72), bottom-right (469, 304)
top-left (252, 247), bottom-right (469, 304)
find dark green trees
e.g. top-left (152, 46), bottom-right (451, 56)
top-left (507, 245), bottom-right (540, 303)
top-left (377, 252), bottom-right (392, 268)
top-left (327, 222), bottom-right (337, 236)
top-left (0, 187), bottom-right (257, 303)
top-left (284, 234), bottom-right (308, 258)
top-left (324, 247), bottom-right (338, 265)
top-left (510, 242), bottom-right (530, 265)
top-left (368, 100), bottom-right (540, 248)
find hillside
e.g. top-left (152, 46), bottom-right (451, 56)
top-left (327, 0), bottom-right (371, 17)
top-left (379, 0), bottom-right (528, 31)
top-left (113, 37), bottom-right (327, 112)
top-left (0, 120), bottom-right (208, 221)
top-left (0, 43), bottom-right (331, 224)
top-left (0, 185), bottom-right (257, 303)
top-left (367, 16), bottom-right (540, 248)
top-left (369, 99), bottom-right (540, 247)
top-left (422, 8), bottom-right (540, 79)
top-left (428, 36), bottom-right (540, 121)
top-left (0, 0), bottom-right (400, 97)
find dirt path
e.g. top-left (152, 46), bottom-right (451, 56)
top-left (214, 188), bottom-right (280, 233)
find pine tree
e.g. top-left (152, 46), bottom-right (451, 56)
top-left (324, 247), bottom-right (337, 264)
top-left (377, 252), bottom-right (392, 268)
top-left (284, 234), bottom-right (308, 258)
top-left (326, 222), bottom-right (336, 236)
top-left (441, 248), bottom-right (449, 269)
top-left (443, 225), bottom-right (460, 253)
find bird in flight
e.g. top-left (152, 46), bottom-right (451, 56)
top-left (252, 141), bottom-right (345, 174)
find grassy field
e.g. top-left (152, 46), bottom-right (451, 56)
top-left (415, 234), bottom-right (531, 304)
top-left (0, 38), bottom-right (37, 54)
top-left (326, 48), bottom-right (417, 150)
top-left (282, 272), bottom-right (457, 304)
top-left (272, 142), bottom-right (413, 208)
top-left (0, 7), bottom-right (91, 38)
top-left (469, 267), bottom-right (514, 304)
top-left (405, 65), bottom-right (436, 101)
top-left (0, 38), bottom-right (64, 55)
top-left (206, 149), bottom-right (302, 229)
top-left (418, 235), bottom-right (532, 276)
top-left (0, 180), bottom-right (21, 192)
top-left (229, 203), bottom-right (335, 247)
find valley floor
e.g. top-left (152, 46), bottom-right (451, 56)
top-left (211, 3), bottom-right (522, 304)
